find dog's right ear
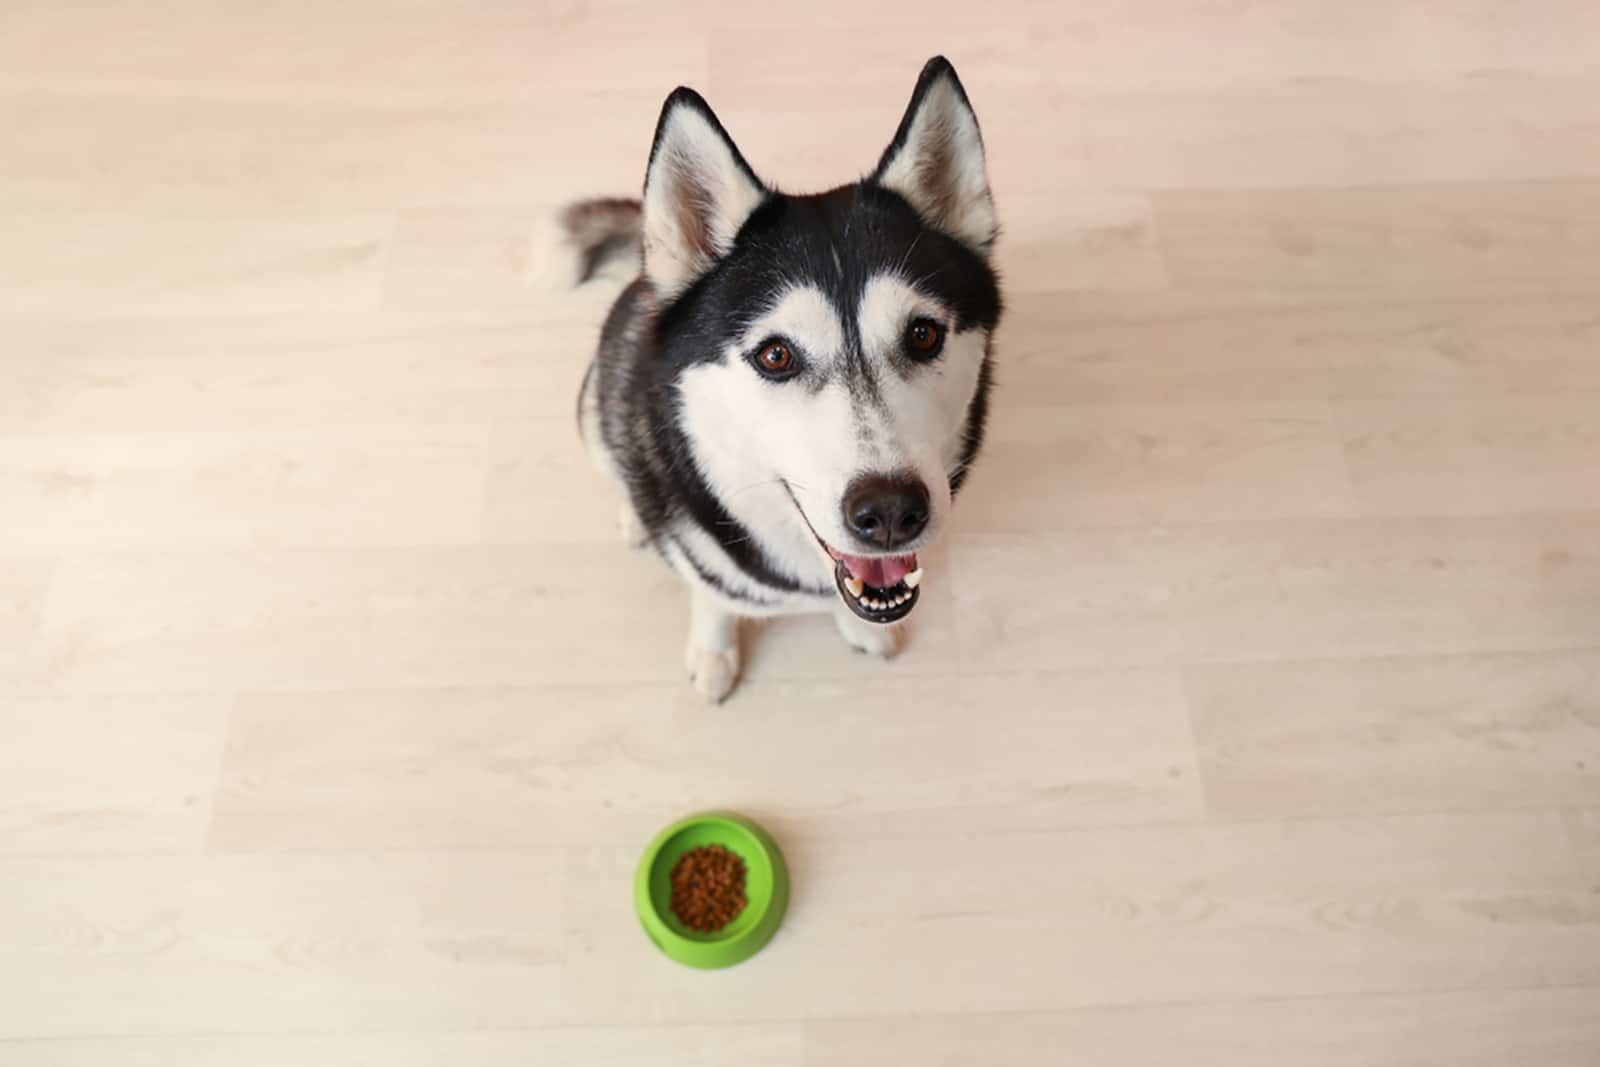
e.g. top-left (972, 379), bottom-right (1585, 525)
top-left (642, 89), bottom-right (767, 301)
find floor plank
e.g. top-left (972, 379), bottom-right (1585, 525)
top-left (0, 214), bottom-right (392, 316)
top-left (1339, 391), bottom-right (1600, 517)
top-left (0, 851), bottom-right (563, 1038)
top-left (1187, 650), bottom-right (1600, 821)
top-left (0, 1025), bottom-right (803, 1067)
top-left (207, 671), bottom-right (1201, 852)
top-left (1154, 182), bottom-right (1600, 297)
top-left (0, 694), bottom-right (230, 855)
top-left (0, 304), bottom-right (612, 433)
top-left (951, 515), bottom-right (1600, 672)
top-left (964, 399), bottom-right (1356, 528)
top-left (0, 425), bottom-right (499, 552)
top-left (995, 291), bottom-right (1600, 406)
top-left (803, 988), bottom-right (1600, 1067)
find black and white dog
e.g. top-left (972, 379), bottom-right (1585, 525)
top-left (571, 57), bottom-right (1002, 701)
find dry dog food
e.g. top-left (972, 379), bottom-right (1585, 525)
top-left (669, 844), bottom-right (748, 933)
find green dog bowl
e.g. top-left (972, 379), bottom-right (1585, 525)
top-left (634, 811), bottom-right (789, 969)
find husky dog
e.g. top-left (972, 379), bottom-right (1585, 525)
top-left (571, 57), bottom-right (1002, 702)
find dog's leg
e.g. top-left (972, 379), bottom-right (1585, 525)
top-left (833, 604), bottom-right (904, 659)
top-left (685, 588), bottom-right (742, 703)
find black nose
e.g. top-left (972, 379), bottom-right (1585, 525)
top-left (842, 473), bottom-right (930, 550)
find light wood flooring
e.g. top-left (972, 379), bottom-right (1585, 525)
top-left (2, 1), bottom-right (1599, 1063)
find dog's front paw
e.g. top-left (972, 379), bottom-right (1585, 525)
top-left (686, 644), bottom-right (741, 703)
top-left (835, 613), bottom-right (904, 659)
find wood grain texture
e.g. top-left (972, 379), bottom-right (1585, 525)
top-left (0, 214), bottom-right (393, 316)
top-left (963, 399), bottom-right (1356, 527)
top-left (0, 851), bottom-right (564, 1038)
top-left (206, 671), bottom-right (1201, 851)
top-left (1187, 650), bottom-right (1600, 820)
top-left (3, 0), bottom-right (1599, 1062)
top-left (560, 812), bottom-right (1600, 1023)
top-left (1154, 182), bottom-right (1600, 297)
top-left (0, 1025), bottom-right (804, 1067)
top-left (803, 988), bottom-right (1600, 1067)
top-left (0, 694), bottom-right (230, 855)
top-left (1339, 391), bottom-right (1600, 517)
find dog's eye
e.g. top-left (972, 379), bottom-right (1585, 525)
top-left (752, 339), bottom-right (798, 379)
top-left (905, 318), bottom-right (945, 360)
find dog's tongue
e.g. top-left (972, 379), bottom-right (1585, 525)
top-left (835, 551), bottom-right (917, 588)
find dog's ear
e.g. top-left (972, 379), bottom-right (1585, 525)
top-left (873, 57), bottom-right (997, 252)
top-left (642, 88), bottom-right (767, 300)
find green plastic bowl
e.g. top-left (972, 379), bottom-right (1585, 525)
top-left (634, 811), bottom-right (789, 969)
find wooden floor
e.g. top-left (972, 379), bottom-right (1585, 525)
top-left (4, 1), bottom-right (1600, 1063)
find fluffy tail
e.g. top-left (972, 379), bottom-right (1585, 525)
top-left (559, 197), bottom-right (643, 284)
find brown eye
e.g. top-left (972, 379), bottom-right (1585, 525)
top-left (905, 318), bottom-right (945, 359)
top-left (753, 339), bottom-right (797, 378)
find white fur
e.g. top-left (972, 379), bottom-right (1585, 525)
top-left (857, 273), bottom-right (988, 487)
top-left (685, 586), bottom-right (741, 702)
top-left (834, 605), bottom-right (903, 658)
top-left (642, 104), bottom-right (765, 300)
top-left (876, 75), bottom-right (997, 250)
top-left (740, 285), bottom-right (844, 356)
top-left (675, 274), bottom-right (988, 594)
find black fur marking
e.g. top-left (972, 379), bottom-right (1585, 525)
top-left (950, 343), bottom-right (994, 497)
top-left (669, 535), bottom-right (782, 607)
top-left (685, 187), bottom-right (1001, 352)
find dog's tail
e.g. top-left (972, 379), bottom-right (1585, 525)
top-left (557, 197), bottom-right (643, 285)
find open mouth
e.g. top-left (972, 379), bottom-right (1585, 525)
top-left (827, 548), bottom-right (922, 624)
top-left (779, 480), bottom-right (925, 625)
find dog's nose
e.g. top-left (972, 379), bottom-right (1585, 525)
top-left (842, 473), bottom-right (930, 550)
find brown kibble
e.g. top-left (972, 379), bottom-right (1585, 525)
top-left (668, 844), bottom-right (748, 933)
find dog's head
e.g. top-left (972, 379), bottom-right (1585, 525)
top-left (643, 57), bottom-right (1001, 623)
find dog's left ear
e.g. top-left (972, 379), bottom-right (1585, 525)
top-left (642, 88), bottom-right (768, 300)
top-left (873, 57), bottom-right (998, 252)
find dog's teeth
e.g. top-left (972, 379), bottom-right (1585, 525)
top-left (844, 576), bottom-right (865, 598)
top-left (904, 568), bottom-right (923, 590)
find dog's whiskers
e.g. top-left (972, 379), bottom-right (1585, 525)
top-left (725, 477), bottom-right (803, 498)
